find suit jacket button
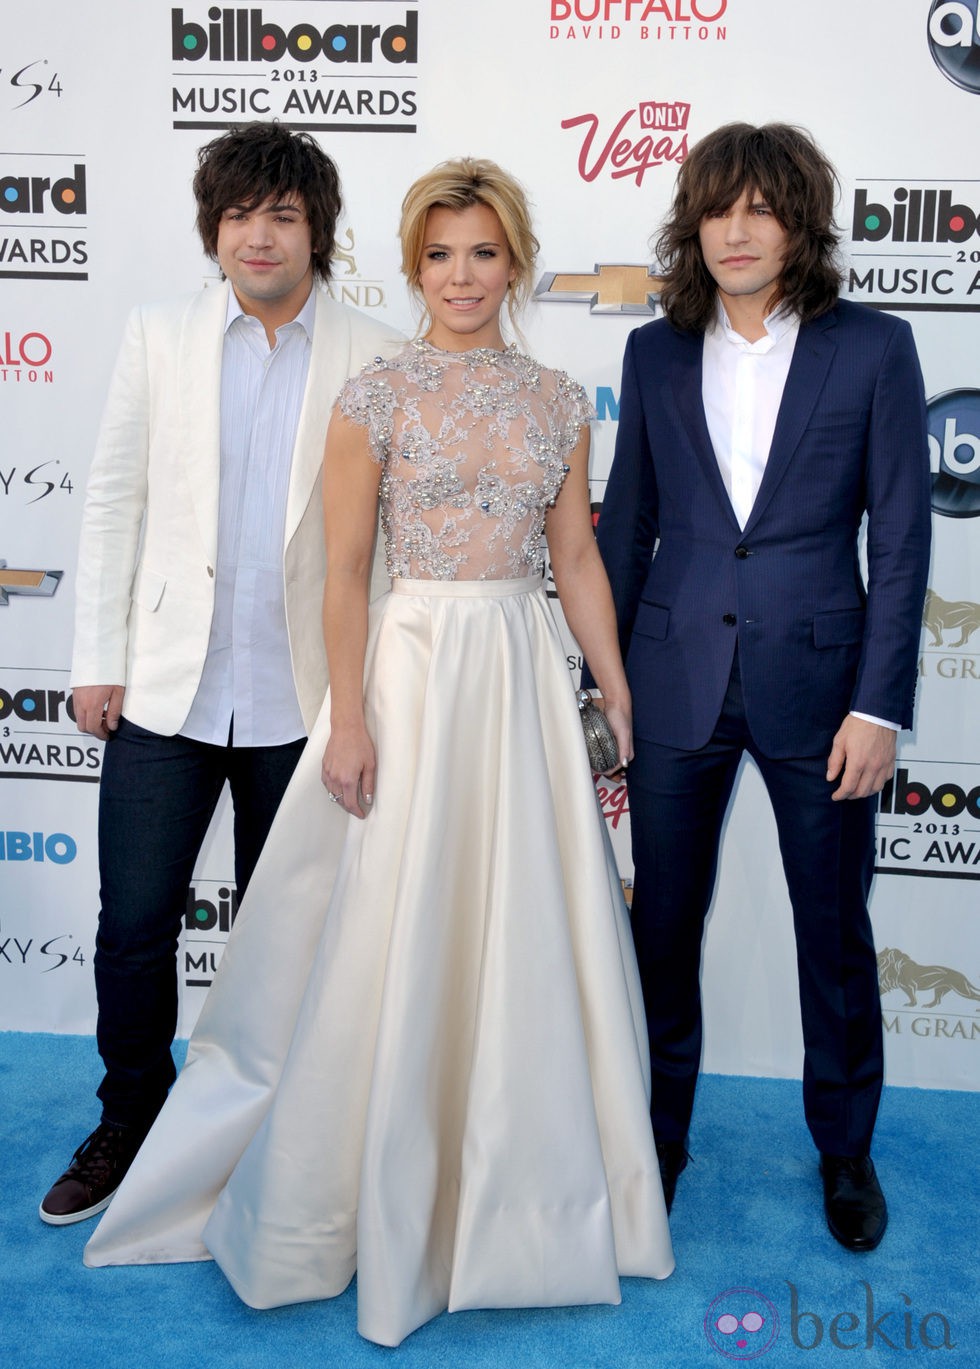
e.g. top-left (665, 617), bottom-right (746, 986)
top-left (734, 545), bottom-right (749, 559)
top-left (207, 565), bottom-right (214, 578)
top-left (723, 613), bottom-right (737, 626)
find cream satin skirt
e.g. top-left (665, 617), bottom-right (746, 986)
top-left (84, 576), bottom-right (674, 1346)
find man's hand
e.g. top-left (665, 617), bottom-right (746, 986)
top-left (826, 715), bottom-right (897, 801)
top-left (73, 685), bottom-right (125, 740)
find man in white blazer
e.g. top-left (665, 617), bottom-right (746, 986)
top-left (40, 123), bottom-right (400, 1225)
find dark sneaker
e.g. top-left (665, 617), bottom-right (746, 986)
top-left (39, 1122), bottom-right (144, 1226)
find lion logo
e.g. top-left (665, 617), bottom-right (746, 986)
top-left (922, 588), bottom-right (980, 648)
top-left (332, 228), bottom-right (357, 278)
top-left (877, 947), bottom-right (980, 1008)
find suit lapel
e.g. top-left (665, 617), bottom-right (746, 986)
top-left (743, 309), bottom-right (838, 534)
top-left (666, 330), bottom-right (742, 528)
top-left (283, 290), bottom-right (353, 546)
top-left (179, 282), bottom-right (228, 562)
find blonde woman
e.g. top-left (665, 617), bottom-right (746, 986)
top-left (84, 159), bottom-right (673, 1346)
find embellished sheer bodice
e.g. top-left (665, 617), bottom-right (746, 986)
top-left (340, 339), bottom-right (593, 580)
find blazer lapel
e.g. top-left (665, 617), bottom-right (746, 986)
top-left (284, 290), bottom-right (353, 546)
top-left (665, 331), bottom-right (742, 528)
top-left (743, 309), bottom-right (837, 534)
top-left (178, 281), bottom-right (228, 562)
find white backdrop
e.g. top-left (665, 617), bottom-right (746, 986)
top-left (3, 0), bottom-right (978, 1091)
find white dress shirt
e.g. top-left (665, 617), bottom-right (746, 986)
top-left (180, 288), bottom-right (315, 747)
top-left (702, 300), bottom-right (897, 733)
top-left (701, 300), bottom-right (798, 529)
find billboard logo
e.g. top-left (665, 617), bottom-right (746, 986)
top-left (170, 6), bottom-right (419, 132)
top-left (853, 186), bottom-right (979, 244)
top-left (173, 8), bottom-right (417, 63)
top-left (182, 882), bottom-right (239, 988)
top-left (847, 181), bottom-right (980, 312)
top-left (0, 163), bottom-right (85, 215)
top-left (0, 159), bottom-right (88, 280)
top-left (876, 762), bottom-right (980, 879)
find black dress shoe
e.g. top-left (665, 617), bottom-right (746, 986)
top-left (655, 1139), bottom-right (689, 1214)
top-left (39, 1122), bottom-right (145, 1226)
top-left (820, 1153), bottom-right (888, 1252)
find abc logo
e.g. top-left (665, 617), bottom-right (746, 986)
top-left (927, 389), bottom-right (980, 517)
top-left (928, 0), bottom-right (980, 94)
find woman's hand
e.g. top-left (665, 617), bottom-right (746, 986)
top-left (599, 696), bottom-right (633, 779)
top-left (322, 724), bottom-right (376, 819)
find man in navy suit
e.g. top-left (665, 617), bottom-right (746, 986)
top-left (591, 124), bottom-right (931, 1249)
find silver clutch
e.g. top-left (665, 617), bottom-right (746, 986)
top-left (576, 689), bottom-right (621, 773)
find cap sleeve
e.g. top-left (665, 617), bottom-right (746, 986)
top-left (555, 372), bottom-right (595, 460)
top-left (338, 363), bottom-right (395, 465)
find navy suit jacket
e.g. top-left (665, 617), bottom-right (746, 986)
top-left (592, 300), bottom-right (932, 758)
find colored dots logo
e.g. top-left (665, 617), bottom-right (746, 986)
top-left (928, 0), bottom-right (980, 94)
top-left (705, 1288), bottom-right (779, 1360)
top-left (927, 389), bottom-right (980, 518)
top-left (171, 9), bottom-right (419, 65)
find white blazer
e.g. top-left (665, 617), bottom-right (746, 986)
top-left (71, 282), bottom-right (401, 736)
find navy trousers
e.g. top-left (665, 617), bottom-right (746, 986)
top-left (627, 654), bottom-right (882, 1158)
top-left (93, 717), bottom-right (305, 1129)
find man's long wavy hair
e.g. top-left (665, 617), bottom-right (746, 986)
top-left (656, 122), bottom-right (843, 333)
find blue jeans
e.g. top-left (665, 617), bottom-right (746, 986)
top-left (93, 717), bottom-right (305, 1129)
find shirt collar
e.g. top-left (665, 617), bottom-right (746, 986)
top-left (710, 296), bottom-right (798, 352)
top-left (224, 283), bottom-right (317, 340)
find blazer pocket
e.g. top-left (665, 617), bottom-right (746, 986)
top-left (131, 567), bottom-right (167, 613)
top-left (633, 600), bottom-right (670, 641)
top-left (812, 607), bottom-right (865, 648)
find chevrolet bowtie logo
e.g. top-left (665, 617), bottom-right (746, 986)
top-left (0, 562), bottom-right (63, 607)
top-left (534, 264), bottom-right (664, 315)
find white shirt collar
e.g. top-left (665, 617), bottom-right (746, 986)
top-left (711, 297), bottom-right (798, 352)
top-left (224, 283), bottom-right (317, 341)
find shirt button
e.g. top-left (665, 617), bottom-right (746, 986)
top-left (734, 545), bottom-right (749, 559)
top-left (723, 613), bottom-right (737, 626)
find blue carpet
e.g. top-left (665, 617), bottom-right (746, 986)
top-left (5, 1032), bottom-right (977, 1367)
